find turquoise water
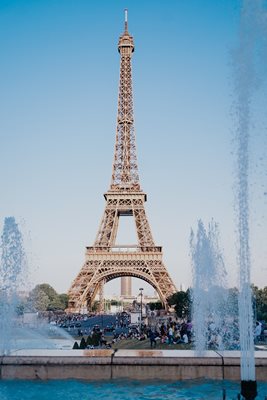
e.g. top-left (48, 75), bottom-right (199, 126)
top-left (0, 380), bottom-right (267, 400)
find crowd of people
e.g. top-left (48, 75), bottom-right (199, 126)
top-left (77, 316), bottom-right (266, 350)
top-left (109, 318), bottom-right (193, 349)
top-left (48, 312), bottom-right (94, 326)
top-left (46, 310), bottom-right (266, 350)
top-left (147, 319), bottom-right (193, 348)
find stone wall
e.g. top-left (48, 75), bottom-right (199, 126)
top-left (0, 350), bottom-right (266, 381)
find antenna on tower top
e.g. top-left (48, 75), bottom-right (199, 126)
top-left (124, 8), bottom-right (128, 32)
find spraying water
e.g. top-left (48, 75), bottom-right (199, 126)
top-left (0, 217), bottom-right (74, 353)
top-left (0, 217), bottom-right (27, 354)
top-left (191, 220), bottom-right (235, 354)
top-left (233, 1), bottom-right (267, 388)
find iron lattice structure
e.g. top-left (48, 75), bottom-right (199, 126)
top-left (67, 12), bottom-right (177, 312)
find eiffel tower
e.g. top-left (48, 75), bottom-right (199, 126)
top-left (67, 11), bottom-right (177, 313)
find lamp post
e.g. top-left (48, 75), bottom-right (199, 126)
top-left (139, 288), bottom-right (144, 329)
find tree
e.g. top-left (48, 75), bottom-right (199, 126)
top-left (80, 337), bottom-right (87, 349)
top-left (147, 301), bottom-right (163, 311)
top-left (27, 283), bottom-right (68, 312)
top-left (252, 285), bottom-right (267, 321)
top-left (37, 284), bottom-right (58, 303)
top-left (48, 297), bottom-right (66, 311)
top-left (86, 332), bottom-right (101, 347)
top-left (27, 287), bottom-right (50, 311)
top-left (73, 341), bottom-right (79, 349)
top-left (58, 293), bottom-right (69, 309)
top-left (168, 290), bottom-right (192, 319)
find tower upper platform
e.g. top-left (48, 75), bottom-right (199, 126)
top-left (118, 10), bottom-right (134, 55)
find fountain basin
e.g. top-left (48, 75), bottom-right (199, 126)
top-left (1, 350), bottom-right (266, 381)
top-left (1, 378), bottom-right (267, 400)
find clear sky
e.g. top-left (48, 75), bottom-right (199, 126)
top-left (0, 0), bottom-right (266, 297)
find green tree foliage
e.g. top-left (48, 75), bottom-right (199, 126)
top-left (27, 283), bottom-right (68, 312)
top-left (147, 301), bottom-right (163, 311)
top-left (86, 332), bottom-right (101, 347)
top-left (27, 287), bottom-right (50, 311)
top-left (58, 293), bottom-right (69, 309)
top-left (37, 284), bottom-right (58, 300)
top-left (168, 290), bottom-right (192, 319)
top-left (80, 337), bottom-right (87, 349)
top-left (86, 335), bottom-right (92, 347)
top-left (168, 286), bottom-right (267, 323)
top-left (252, 285), bottom-right (267, 321)
top-left (73, 341), bottom-right (79, 349)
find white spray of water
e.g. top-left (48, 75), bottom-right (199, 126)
top-left (234, 0), bottom-right (267, 382)
top-left (0, 217), bottom-right (74, 352)
top-left (0, 217), bottom-right (27, 354)
top-left (191, 220), bottom-right (232, 354)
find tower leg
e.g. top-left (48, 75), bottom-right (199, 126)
top-left (98, 280), bottom-right (105, 313)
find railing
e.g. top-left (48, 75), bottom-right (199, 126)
top-left (86, 245), bottom-right (162, 253)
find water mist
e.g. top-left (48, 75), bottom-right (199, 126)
top-left (190, 220), bottom-right (235, 354)
top-left (0, 217), bottom-right (27, 354)
top-left (234, 1), bottom-right (267, 398)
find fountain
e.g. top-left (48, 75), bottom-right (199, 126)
top-left (190, 219), bottom-right (236, 354)
top-left (0, 5), bottom-right (266, 398)
top-left (0, 217), bottom-right (74, 354)
top-left (191, 2), bottom-right (267, 397)
top-left (234, 1), bottom-right (267, 398)
top-left (0, 217), bottom-right (26, 354)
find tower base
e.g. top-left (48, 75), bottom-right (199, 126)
top-left (68, 246), bottom-right (176, 312)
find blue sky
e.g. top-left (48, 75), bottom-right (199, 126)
top-left (0, 0), bottom-right (266, 296)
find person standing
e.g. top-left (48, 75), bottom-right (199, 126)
top-left (168, 326), bottom-right (174, 344)
top-left (149, 329), bottom-right (157, 348)
top-left (254, 321), bottom-right (262, 343)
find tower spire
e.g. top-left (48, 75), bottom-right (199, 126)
top-left (124, 8), bottom-right (128, 32)
top-left (111, 9), bottom-right (138, 191)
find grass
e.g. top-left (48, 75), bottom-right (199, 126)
top-left (111, 338), bottom-right (192, 350)
top-left (73, 335), bottom-right (193, 350)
